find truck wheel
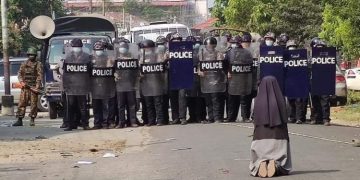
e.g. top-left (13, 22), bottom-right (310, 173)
top-left (49, 102), bottom-right (58, 119)
top-left (37, 95), bottom-right (49, 112)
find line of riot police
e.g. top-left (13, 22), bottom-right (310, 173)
top-left (56, 32), bottom-right (335, 131)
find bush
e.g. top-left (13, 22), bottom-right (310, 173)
top-left (347, 90), bottom-right (360, 105)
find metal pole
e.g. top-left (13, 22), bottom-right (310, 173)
top-left (2, 0), bottom-right (10, 95)
top-left (122, 7), bottom-right (125, 28)
top-left (1, 0), bottom-right (14, 115)
top-left (102, 0), bottom-right (105, 16)
top-left (89, 0), bottom-right (92, 14)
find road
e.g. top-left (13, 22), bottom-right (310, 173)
top-left (0, 115), bottom-right (359, 180)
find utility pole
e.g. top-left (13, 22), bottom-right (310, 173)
top-left (102, 0), bottom-right (105, 16)
top-left (122, 7), bottom-right (125, 29)
top-left (89, 0), bottom-right (93, 14)
top-left (1, 0), bottom-right (14, 115)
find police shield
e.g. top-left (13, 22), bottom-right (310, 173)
top-left (90, 51), bottom-right (116, 99)
top-left (169, 41), bottom-right (194, 90)
top-left (284, 49), bottom-right (309, 98)
top-left (228, 48), bottom-right (253, 95)
top-left (259, 46), bottom-right (285, 91)
top-left (186, 46), bottom-right (202, 97)
top-left (115, 43), bottom-right (139, 92)
top-left (62, 50), bottom-right (91, 95)
top-left (140, 47), bottom-right (166, 96)
top-left (311, 47), bottom-right (336, 95)
top-left (199, 48), bottom-right (227, 93)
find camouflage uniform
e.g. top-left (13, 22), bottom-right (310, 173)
top-left (16, 59), bottom-right (43, 119)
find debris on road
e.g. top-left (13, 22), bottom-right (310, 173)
top-left (102, 152), bottom-right (117, 158)
top-left (35, 135), bottom-right (47, 140)
top-left (72, 165), bottom-right (80, 168)
top-left (76, 161), bottom-right (95, 165)
top-left (89, 148), bottom-right (98, 152)
top-left (352, 139), bottom-right (360, 147)
top-left (166, 138), bottom-right (176, 141)
top-left (171, 147), bottom-right (192, 151)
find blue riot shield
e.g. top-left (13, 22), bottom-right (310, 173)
top-left (169, 41), bottom-right (194, 90)
top-left (260, 46), bottom-right (285, 91)
top-left (284, 49), bottom-right (309, 98)
top-left (311, 47), bottom-right (336, 95)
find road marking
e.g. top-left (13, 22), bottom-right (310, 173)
top-left (221, 123), bottom-right (353, 145)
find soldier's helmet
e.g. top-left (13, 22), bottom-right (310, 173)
top-left (278, 33), bottom-right (290, 44)
top-left (241, 33), bottom-right (252, 43)
top-left (170, 32), bottom-right (182, 42)
top-left (156, 36), bottom-right (167, 45)
top-left (139, 39), bottom-right (156, 49)
top-left (26, 47), bottom-right (37, 55)
top-left (93, 41), bottom-right (105, 51)
top-left (286, 40), bottom-right (297, 49)
top-left (70, 38), bottom-right (83, 47)
top-left (229, 35), bottom-right (242, 44)
top-left (203, 37), bottom-right (217, 46)
top-left (264, 32), bottom-right (276, 41)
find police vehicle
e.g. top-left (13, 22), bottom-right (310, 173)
top-left (30, 15), bottom-right (116, 119)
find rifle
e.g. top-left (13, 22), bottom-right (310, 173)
top-left (12, 82), bottom-right (44, 94)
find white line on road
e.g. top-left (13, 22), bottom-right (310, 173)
top-left (222, 123), bottom-right (353, 145)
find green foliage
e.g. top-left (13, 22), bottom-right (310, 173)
top-left (123, 0), bottom-right (166, 22)
top-left (1, 0), bottom-right (65, 56)
top-left (347, 90), bottom-right (360, 105)
top-left (211, 0), bottom-right (229, 26)
top-left (319, 0), bottom-right (360, 60)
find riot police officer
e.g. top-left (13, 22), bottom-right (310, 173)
top-left (225, 36), bottom-right (254, 122)
top-left (310, 38), bottom-right (331, 126)
top-left (264, 32), bottom-right (276, 47)
top-left (139, 39), bottom-right (166, 126)
top-left (186, 36), bottom-right (207, 123)
top-left (198, 37), bottom-right (227, 123)
top-left (241, 33), bottom-right (259, 122)
top-left (277, 33), bottom-right (290, 47)
top-left (114, 39), bottom-right (139, 128)
top-left (90, 41), bottom-right (116, 129)
top-left (62, 38), bottom-right (91, 131)
top-left (13, 47), bottom-right (43, 126)
top-left (168, 33), bottom-right (188, 125)
top-left (156, 36), bottom-right (170, 125)
top-left (286, 40), bottom-right (308, 124)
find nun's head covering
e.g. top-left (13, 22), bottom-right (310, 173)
top-left (253, 76), bottom-right (288, 127)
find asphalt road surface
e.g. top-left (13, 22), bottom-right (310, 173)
top-left (0, 115), bottom-right (359, 180)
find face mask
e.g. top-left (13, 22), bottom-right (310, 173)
top-left (288, 47), bottom-right (296, 50)
top-left (231, 44), bottom-right (239, 48)
top-left (194, 43), bottom-right (201, 49)
top-left (28, 55), bottom-right (36, 61)
top-left (95, 50), bottom-right (105, 56)
top-left (119, 48), bottom-right (128, 54)
top-left (144, 49), bottom-right (153, 55)
top-left (205, 45), bottom-right (215, 51)
top-left (241, 43), bottom-right (250, 48)
top-left (72, 47), bottom-right (82, 54)
top-left (265, 40), bottom-right (274, 46)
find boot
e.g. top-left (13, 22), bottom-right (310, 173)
top-left (180, 119), bottom-right (187, 125)
top-left (30, 118), bottom-right (35, 126)
top-left (12, 118), bottom-right (23, 126)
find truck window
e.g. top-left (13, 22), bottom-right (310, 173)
top-left (48, 39), bottom-right (94, 64)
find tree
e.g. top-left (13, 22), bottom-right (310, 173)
top-left (319, 0), bottom-right (360, 60)
top-left (1, 0), bottom-right (65, 56)
top-left (211, 0), bottom-right (229, 26)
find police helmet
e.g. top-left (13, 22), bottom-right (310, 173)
top-left (170, 32), bottom-right (182, 41)
top-left (203, 37), bottom-right (217, 46)
top-left (26, 47), bottom-right (37, 55)
top-left (139, 39), bottom-right (156, 49)
top-left (93, 41), bottom-right (105, 51)
top-left (185, 36), bottom-right (196, 42)
top-left (264, 32), bottom-right (276, 41)
top-left (195, 36), bottom-right (202, 44)
top-left (70, 38), bottom-right (83, 47)
top-left (118, 40), bottom-right (129, 49)
top-left (278, 33), bottom-right (290, 44)
top-left (310, 37), bottom-right (321, 47)
top-left (241, 33), bottom-right (252, 43)
top-left (156, 36), bottom-right (167, 45)
top-left (166, 33), bottom-right (174, 42)
top-left (229, 35), bottom-right (242, 44)
top-left (286, 40), bottom-right (297, 49)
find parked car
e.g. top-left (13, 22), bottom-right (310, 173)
top-left (344, 68), bottom-right (360, 91)
top-left (0, 57), bottom-right (48, 112)
top-left (331, 65), bottom-right (347, 106)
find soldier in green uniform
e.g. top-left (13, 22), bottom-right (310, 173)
top-left (12, 47), bottom-right (43, 126)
